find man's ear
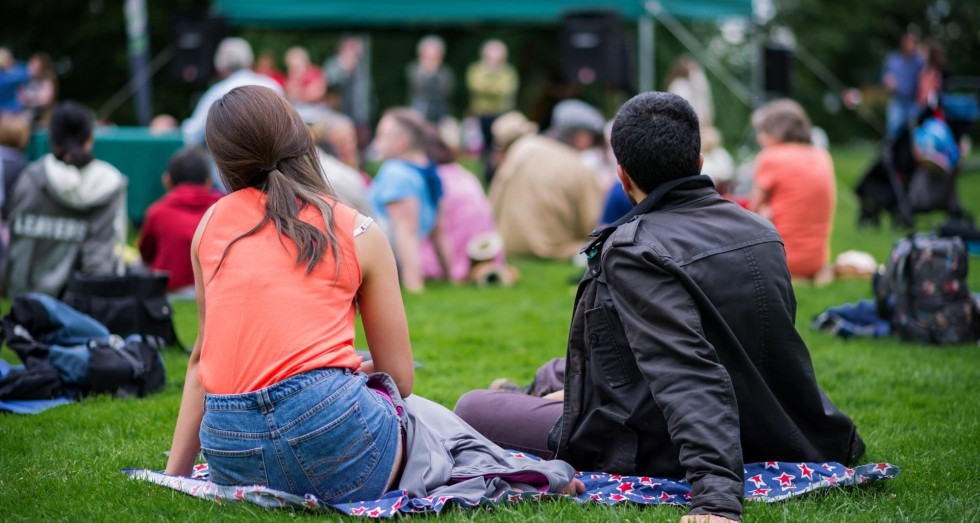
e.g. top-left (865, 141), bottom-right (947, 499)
top-left (698, 153), bottom-right (704, 173)
top-left (162, 173), bottom-right (173, 191)
top-left (616, 164), bottom-right (633, 194)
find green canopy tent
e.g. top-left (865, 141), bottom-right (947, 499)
top-left (212, 0), bottom-right (751, 26)
top-left (212, 0), bottom-right (754, 92)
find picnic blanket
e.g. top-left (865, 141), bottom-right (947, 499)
top-left (124, 457), bottom-right (899, 517)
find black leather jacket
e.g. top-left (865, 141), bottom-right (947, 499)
top-left (552, 179), bottom-right (865, 520)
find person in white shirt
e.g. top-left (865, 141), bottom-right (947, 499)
top-left (181, 38), bottom-right (284, 146)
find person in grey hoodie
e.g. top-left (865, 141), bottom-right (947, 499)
top-left (5, 101), bottom-right (126, 297)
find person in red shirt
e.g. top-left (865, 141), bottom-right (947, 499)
top-left (138, 147), bottom-right (222, 295)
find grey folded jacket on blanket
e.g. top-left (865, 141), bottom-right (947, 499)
top-left (367, 373), bottom-right (576, 499)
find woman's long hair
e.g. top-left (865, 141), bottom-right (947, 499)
top-left (205, 85), bottom-right (340, 276)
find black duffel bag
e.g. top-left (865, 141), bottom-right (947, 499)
top-left (61, 272), bottom-right (183, 348)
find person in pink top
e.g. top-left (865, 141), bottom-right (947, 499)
top-left (748, 99), bottom-right (836, 282)
top-left (419, 124), bottom-right (505, 282)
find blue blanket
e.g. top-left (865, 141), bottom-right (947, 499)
top-left (124, 457), bottom-right (898, 516)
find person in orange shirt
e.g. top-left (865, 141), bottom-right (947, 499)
top-left (164, 85), bottom-right (414, 502)
top-left (748, 99), bottom-right (836, 282)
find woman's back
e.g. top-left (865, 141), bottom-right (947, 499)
top-left (198, 188), bottom-right (362, 394)
top-left (755, 143), bottom-right (836, 277)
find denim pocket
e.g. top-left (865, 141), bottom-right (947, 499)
top-left (201, 446), bottom-right (269, 487)
top-left (287, 401), bottom-right (380, 501)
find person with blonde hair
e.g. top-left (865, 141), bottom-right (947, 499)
top-left (748, 99), bottom-right (836, 282)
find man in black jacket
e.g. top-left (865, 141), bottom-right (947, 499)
top-left (455, 92), bottom-right (865, 521)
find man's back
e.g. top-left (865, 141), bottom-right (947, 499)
top-left (488, 134), bottom-right (601, 259)
top-left (560, 186), bottom-right (863, 485)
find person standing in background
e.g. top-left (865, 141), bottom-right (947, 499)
top-left (324, 35), bottom-right (374, 149)
top-left (882, 31), bottom-right (924, 138)
top-left (18, 52), bottom-right (58, 127)
top-left (0, 48), bottom-right (30, 115)
top-left (406, 35), bottom-right (454, 125)
top-left (466, 40), bottom-right (518, 183)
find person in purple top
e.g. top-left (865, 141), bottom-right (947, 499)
top-left (882, 32), bottom-right (924, 138)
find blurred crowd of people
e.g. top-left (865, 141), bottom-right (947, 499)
top-left (0, 27), bottom-right (968, 299)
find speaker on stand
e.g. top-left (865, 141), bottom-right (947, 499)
top-left (762, 45), bottom-right (794, 99)
top-left (561, 11), bottom-right (633, 91)
top-left (171, 16), bottom-right (226, 85)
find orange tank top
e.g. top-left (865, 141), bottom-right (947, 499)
top-left (197, 188), bottom-right (363, 394)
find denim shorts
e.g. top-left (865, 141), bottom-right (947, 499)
top-left (200, 368), bottom-right (400, 503)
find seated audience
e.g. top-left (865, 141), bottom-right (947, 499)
top-left (181, 38), bottom-right (283, 146)
top-left (455, 92), bottom-right (865, 522)
top-left (0, 113), bottom-right (30, 224)
top-left (369, 107), bottom-right (450, 292)
top-left (488, 111), bottom-right (602, 259)
top-left (6, 101), bottom-right (126, 297)
top-left (138, 148), bottom-right (222, 297)
top-left (418, 124), bottom-right (503, 282)
top-left (748, 99), bottom-right (836, 282)
top-left (547, 99), bottom-right (616, 191)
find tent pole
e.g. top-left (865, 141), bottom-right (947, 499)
top-left (638, 15), bottom-right (654, 93)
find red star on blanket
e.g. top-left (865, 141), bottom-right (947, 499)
top-left (609, 493), bottom-right (626, 501)
top-left (512, 453), bottom-right (526, 458)
top-left (751, 488), bottom-right (771, 496)
top-left (798, 463), bottom-right (814, 480)
top-left (590, 493), bottom-right (602, 501)
top-left (616, 481), bottom-right (634, 494)
top-left (844, 468), bottom-right (855, 478)
top-left (234, 488), bottom-right (245, 500)
top-left (436, 496), bottom-right (451, 506)
top-left (638, 476), bottom-right (660, 487)
top-left (351, 507), bottom-right (367, 516)
top-left (659, 491), bottom-right (673, 501)
top-left (765, 461), bottom-right (779, 469)
top-left (748, 474), bottom-right (765, 488)
top-left (508, 494), bottom-right (522, 504)
top-left (683, 493), bottom-right (692, 500)
top-left (609, 474), bottom-right (623, 480)
top-left (874, 463), bottom-right (890, 472)
top-left (366, 507), bottom-right (385, 517)
top-left (827, 474), bottom-right (839, 486)
top-left (822, 463), bottom-right (835, 471)
top-left (775, 472), bottom-right (796, 489)
top-left (391, 499), bottom-right (402, 511)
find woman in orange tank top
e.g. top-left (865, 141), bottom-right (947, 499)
top-left (164, 86), bottom-right (415, 503)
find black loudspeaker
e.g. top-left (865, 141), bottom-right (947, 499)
top-left (561, 11), bottom-right (633, 90)
top-left (171, 16), bottom-right (226, 84)
top-left (763, 46), bottom-right (793, 96)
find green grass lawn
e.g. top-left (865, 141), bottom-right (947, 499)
top-left (1, 146), bottom-right (979, 522)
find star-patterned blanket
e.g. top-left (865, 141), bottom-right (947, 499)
top-left (124, 455), bottom-right (898, 517)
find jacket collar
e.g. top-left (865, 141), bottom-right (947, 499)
top-left (581, 174), bottom-right (714, 258)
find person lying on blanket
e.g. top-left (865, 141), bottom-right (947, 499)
top-left (454, 92), bottom-right (866, 522)
top-left (164, 85), bottom-right (583, 503)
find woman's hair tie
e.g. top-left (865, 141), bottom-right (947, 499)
top-left (259, 162), bottom-right (281, 175)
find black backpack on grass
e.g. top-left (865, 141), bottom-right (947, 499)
top-left (874, 233), bottom-right (980, 345)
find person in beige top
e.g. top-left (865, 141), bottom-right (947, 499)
top-left (488, 111), bottom-right (602, 259)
